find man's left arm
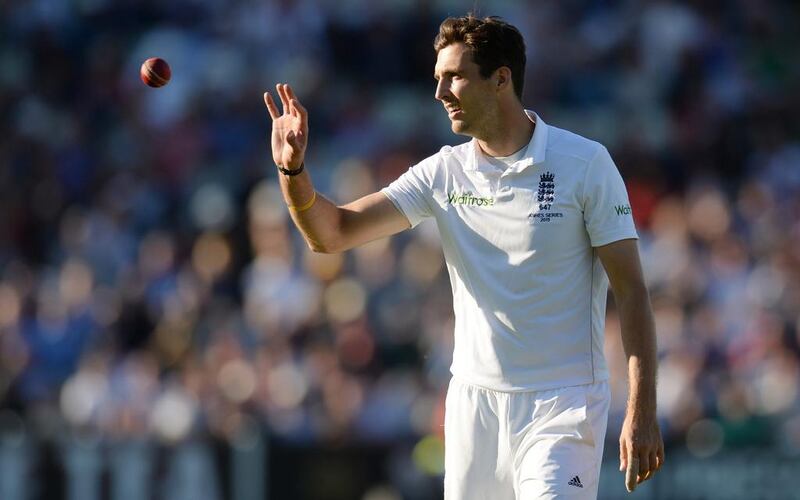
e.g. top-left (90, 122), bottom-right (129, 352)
top-left (596, 238), bottom-right (664, 493)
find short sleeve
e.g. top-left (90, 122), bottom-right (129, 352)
top-left (582, 146), bottom-right (638, 247)
top-left (380, 154), bottom-right (438, 228)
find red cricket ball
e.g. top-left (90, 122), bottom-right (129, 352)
top-left (140, 57), bottom-right (171, 88)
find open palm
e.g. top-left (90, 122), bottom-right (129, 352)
top-left (264, 83), bottom-right (308, 171)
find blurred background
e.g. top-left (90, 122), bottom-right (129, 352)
top-left (1, 0), bottom-right (799, 498)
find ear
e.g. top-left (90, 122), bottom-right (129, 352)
top-left (495, 66), bottom-right (513, 93)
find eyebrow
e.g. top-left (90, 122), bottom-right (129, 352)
top-left (434, 70), bottom-right (457, 80)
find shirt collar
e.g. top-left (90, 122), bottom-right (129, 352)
top-left (466, 110), bottom-right (548, 172)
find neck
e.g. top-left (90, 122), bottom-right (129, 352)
top-left (477, 102), bottom-right (535, 157)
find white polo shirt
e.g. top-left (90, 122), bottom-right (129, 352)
top-left (381, 111), bottom-right (638, 392)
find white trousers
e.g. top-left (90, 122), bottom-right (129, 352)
top-left (444, 378), bottom-right (610, 500)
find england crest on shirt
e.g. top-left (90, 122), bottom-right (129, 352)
top-left (529, 171), bottom-right (563, 224)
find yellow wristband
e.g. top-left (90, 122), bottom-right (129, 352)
top-left (288, 191), bottom-right (316, 212)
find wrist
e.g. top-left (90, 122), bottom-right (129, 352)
top-left (278, 162), bottom-right (304, 176)
top-left (626, 396), bottom-right (657, 418)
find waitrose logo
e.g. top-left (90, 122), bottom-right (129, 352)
top-left (447, 191), bottom-right (495, 207)
top-left (614, 204), bottom-right (632, 215)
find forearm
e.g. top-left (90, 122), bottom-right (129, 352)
top-left (615, 285), bottom-right (658, 416)
top-left (277, 167), bottom-right (344, 253)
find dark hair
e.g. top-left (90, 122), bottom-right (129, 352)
top-left (434, 15), bottom-right (526, 100)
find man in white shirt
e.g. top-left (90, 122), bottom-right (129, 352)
top-left (263, 14), bottom-right (663, 499)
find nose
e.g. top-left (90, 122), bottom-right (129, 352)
top-left (435, 79), bottom-right (450, 102)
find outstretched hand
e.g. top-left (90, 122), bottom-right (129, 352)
top-left (264, 83), bottom-right (308, 171)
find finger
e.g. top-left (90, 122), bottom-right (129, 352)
top-left (656, 444), bottom-right (665, 470)
top-left (284, 83), bottom-right (297, 101)
top-left (281, 84), bottom-right (294, 116)
top-left (291, 98), bottom-right (308, 122)
top-left (276, 83), bottom-right (290, 114)
top-left (284, 86), bottom-right (301, 112)
top-left (285, 84), bottom-right (303, 111)
top-left (625, 456), bottom-right (638, 493)
top-left (638, 452), bottom-right (650, 482)
top-left (647, 450), bottom-right (658, 477)
top-left (264, 92), bottom-right (279, 120)
top-left (619, 440), bottom-right (627, 472)
top-left (283, 85), bottom-right (309, 125)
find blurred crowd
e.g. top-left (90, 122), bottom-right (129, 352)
top-left (1, 0), bottom-right (799, 482)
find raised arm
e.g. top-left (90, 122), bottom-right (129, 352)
top-left (596, 238), bottom-right (664, 493)
top-left (264, 83), bottom-right (410, 253)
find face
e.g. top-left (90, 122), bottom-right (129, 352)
top-left (434, 43), bottom-right (498, 137)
